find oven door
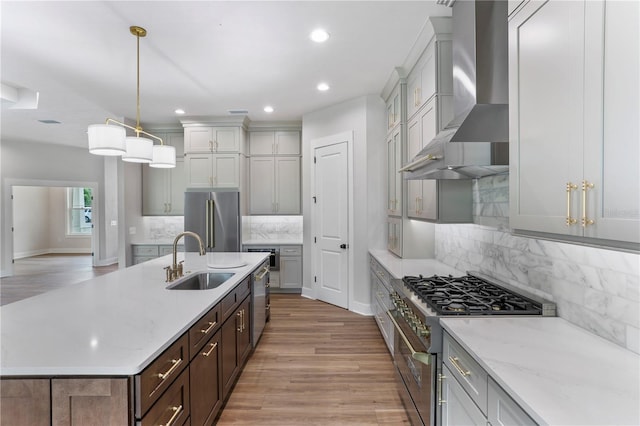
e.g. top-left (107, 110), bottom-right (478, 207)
top-left (388, 310), bottom-right (435, 426)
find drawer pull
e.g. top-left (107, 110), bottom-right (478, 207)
top-left (157, 358), bottom-right (183, 380)
top-left (255, 266), bottom-right (269, 281)
top-left (200, 320), bottom-right (217, 335)
top-left (448, 356), bottom-right (470, 377)
top-left (202, 341), bottom-right (218, 357)
top-left (237, 311), bottom-right (243, 332)
top-left (161, 404), bottom-right (183, 426)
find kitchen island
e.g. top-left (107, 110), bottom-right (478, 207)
top-left (1, 251), bottom-right (269, 425)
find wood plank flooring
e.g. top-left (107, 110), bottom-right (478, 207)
top-left (0, 254), bottom-right (118, 306)
top-left (217, 294), bottom-right (411, 425)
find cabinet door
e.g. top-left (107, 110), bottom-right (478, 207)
top-left (249, 156), bottom-right (275, 214)
top-left (221, 311), bottom-right (239, 400)
top-left (190, 330), bottom-right (222, 426)
top-left (584, 0), bottom-right (640, 244)
top-left (51, 378), bottom-right (129, 426)
top-left (387, 128), bottom-right (402, 216)
top-left (142, 165), bottom-right (169, 215)
top-left (275, 156), bottom-right (300, 214)
top-left (166, 132), bottom-right (185, 158)
top-left (275, 131), bottom-right (300, 155)
top-left (1, 379), bottom-right (50, 426)
top-left (250, 131), bottom-right (275, 155)
top-left (440, 365), bottom-right (487, 426)
top-left (387, 217), bottom-right (402, 257)
top-left (167, 159), bottom-right (185, 215)
top-left (185, 127), bottom-right (213, 153)
top-left (212, 127), bottom-right (240, 152)
top-left (418, 101), bottom-right (439, 220)
top-left (386, 85), bottom-right (401, 130)
top-left (407, 114), bottom-right (423, 218)
top-left (212, 154), bottom-right (239, 188)
top-left (488, 377), bottom-right (536, 426)
top-left (185, 154), bottom-right (214, 188)
top-left (237, 296), bottom-right (252, 365)
top-left (509, 0), bottom-right (586, 236)
top-left (280, 255), bottom-right (302, 288)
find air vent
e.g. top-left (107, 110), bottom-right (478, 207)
top-left (227, 109), bottom-right (248, 115)
top-left (38, 119), bottom-right (61, 124)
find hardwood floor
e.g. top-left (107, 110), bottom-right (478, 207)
top-left (217, 294), bottom-right (411, 425)
top-left (0, 254), bottom-right (118, 306)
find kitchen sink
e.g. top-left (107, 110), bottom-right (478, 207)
top-left (166, 272), bottom-right (235, 290)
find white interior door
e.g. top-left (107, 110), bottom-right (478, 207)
top-left (313, 140), bottom-right (349, 309)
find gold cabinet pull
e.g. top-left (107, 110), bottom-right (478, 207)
top-left (386, 310), bottom-right (431, 366)
top-left (582, 180), bottom-right (595, 227)
top-left (162, 404), bottom-right (183, 426)
top-left (200, 320), bottom-right (216, 335)
top-left (448, 356), bottom-right (470, 377)
top-left (438, 373), bottom-right (447, 406)
top-left (566, 182), bottom-right (578, 226)
top-left (202, 342), bottom-right (218, 357)
top-left (157, 358), bottom-right (183, 380)
top-left (236, 311), bottom-right (242, 332)
top-left (256, 266), bottom-right (269, 281)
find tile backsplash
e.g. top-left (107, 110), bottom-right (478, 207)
top-left (133, 216), bottom-right (184, 243)
top-left (242, 215), bottom-right (303, 241)
top-left (435, 174), bottom-right (640, 354)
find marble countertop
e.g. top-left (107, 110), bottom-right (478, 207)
top-left (0, 252), bottom-right (269, 377)
top-left (441, 317), bottom-right (640, 426)
top-left (242, 239), bottom-right (303, 246)
top-left (369, 249), bottom-right (464, 278)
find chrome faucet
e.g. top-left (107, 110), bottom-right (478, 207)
top-left (165, 231), bottom-right (206, 282)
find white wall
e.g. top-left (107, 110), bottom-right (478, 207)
top-left (13, 186), bottom-right (50, 257)
top-left (302, 94), bottom-right (386, 313)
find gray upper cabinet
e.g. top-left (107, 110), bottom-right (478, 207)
top-left (142, 132), bottom-right (185, 216)
top-left (509, 0), bottom-right (639, 248)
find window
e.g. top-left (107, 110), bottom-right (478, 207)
top-left (67, 187), bottom-right (92, 235)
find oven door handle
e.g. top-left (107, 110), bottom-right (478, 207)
top-left (386, 310), bottom-right (431, 366)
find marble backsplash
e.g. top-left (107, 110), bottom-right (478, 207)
top-left (242, 215), bottom-right (303, 242)
top-left (435, 174), bottom-right (640, 354)
top-left (132, 216), bottom-right (184, 243)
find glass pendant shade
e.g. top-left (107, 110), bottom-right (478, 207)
top-left (88, 124), bottom-right (126, 156)
top-left (122, 136), bottom-right (153, 163)
top-left (150, 144), bottom-right (177, 168)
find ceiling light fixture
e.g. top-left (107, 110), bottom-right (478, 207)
top-left (317, 82), bottom-right (330, 92)
top-left (264, 105), bottom-right (274, 113)
top-left (87, 26), bottom-right (175, 168)
top-left (310, 28), bottom-right (330, 43)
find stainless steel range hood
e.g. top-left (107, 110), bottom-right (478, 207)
top-left (401, 0), bottom-right (509, 180)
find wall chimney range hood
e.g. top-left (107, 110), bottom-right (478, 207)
top-left (400, 0), bottom-right (509, 180)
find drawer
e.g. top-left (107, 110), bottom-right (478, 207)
top-left (189, 304), bottom-right (221, 360)
top-left (221, 277), bottom-right (251, 320)
top-left (370, 256), bottom-right (390, 286)
top-left (133, 245), bottom-right (159, 257)
top-left (280, 246), bottom-right (302, 256)
top-left (443, 332), bottom-right (488, 415)
top-left (374, 279), bottom-right (393, 310)
top-left (488, 377), bottom-right (536, 426)
top-left (140, 366), bottom-right (190, 426)
top-left (135, 333), bottom-right (189, 417)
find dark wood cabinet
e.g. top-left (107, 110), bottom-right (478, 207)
top-left (237, 296), bottom-right (252, 366)
top-left (221, 293), bottom-right (251, 400)
top-left (0, 379), bottom-right (51, 426)
top-left (190, 329), bottom-right (222, 426)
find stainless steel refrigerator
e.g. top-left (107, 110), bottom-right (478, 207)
top-left (183, 191), bottom-right (241, 252)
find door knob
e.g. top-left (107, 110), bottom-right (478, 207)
top-left (339, 243), bottom-right (348, 249)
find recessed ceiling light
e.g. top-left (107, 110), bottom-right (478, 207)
top-left (174, 109), bottom-right (185, 115)
top-left (264, 105), bottom-right (274, 113)
top-left (317, 82), bottom-right (330, 92)
top-left (310, 28), bottom-right (330, 43)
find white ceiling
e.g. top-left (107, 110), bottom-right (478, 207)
top-left (1, 1), bottom-right (450, 149)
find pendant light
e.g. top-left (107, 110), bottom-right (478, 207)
top-left (87, 26), bottom-right (176, 168)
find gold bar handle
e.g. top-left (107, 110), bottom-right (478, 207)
top-left (386, 310), bottom-right (431, 366)
top-left (200, 320), bottom-right (217, 335)
top-left (237, 311), bottom-right (242, 332)
top-left (448, 356), bottom-right (470, 377)
top-left (157, 358), bottom-right (183, 380)
top-left (256, 266), bottom-right (269, 281)
top-left (202, 342), bottom-right (218, 357)
top-left (438, 373), bottom-right (447, 406)
top-left (582, 180), bottom-right (595, 227)
top-left (566, 182), bottom-right (578, 226)
top-left (161, 405), bottom-right (183, 426)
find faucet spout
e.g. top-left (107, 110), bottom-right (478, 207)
top-left (167, 231), bottom-right (206, 282)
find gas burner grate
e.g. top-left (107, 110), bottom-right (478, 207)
top-left (402, 274), bottom-right (543, 316)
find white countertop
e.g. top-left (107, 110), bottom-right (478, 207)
top-left (369, 249), bottom-right (464, 278)
top-left (0, 252), bottom-right (269, 377)
top-left (441, 317), bottom-right (640, 426)
top-left (242, 239), bottom-right (303, 246)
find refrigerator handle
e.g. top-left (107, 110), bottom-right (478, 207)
top-left (207, 199), bottom-right (215, 249)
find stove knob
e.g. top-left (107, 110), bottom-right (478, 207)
top-left (418, 327), bottom-right (431, 338)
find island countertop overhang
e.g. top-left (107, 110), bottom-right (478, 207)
top-left (0, 252), bottom-right (269, 377)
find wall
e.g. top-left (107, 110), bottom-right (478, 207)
top-left (0, 139), bottom-right (115, 275)
top-left (302, 94), bottom-right (386, 314)
top-left (435, 174), bottom-right (640, 354)
top-left (12, 186), bottom-right (49, 257)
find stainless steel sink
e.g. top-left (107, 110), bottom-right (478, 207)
top-left (166, 272), bottom-right (235, 290)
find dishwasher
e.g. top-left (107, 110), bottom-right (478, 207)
top-left (251, 259), bottom-right (270, 348)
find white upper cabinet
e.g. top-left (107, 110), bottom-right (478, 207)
top-left (249, 131), bottom-right (300, 156)
top-left (142, 132), bottom-right (185, 215)
top-left (184, 153), bottom-right (240, 189)
top-left (387, 127), bottom-right (402, 217)
top-left (386, 84), bottom-right (402, 132)
top-left (509, 0), bottom-right (639, 247)
top-left (184, 127), bottom-right (240, 153)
